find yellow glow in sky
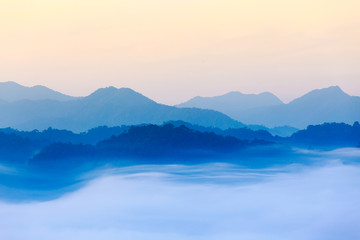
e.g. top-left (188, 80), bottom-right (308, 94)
top-left (0, 0), bottom-right (359, 104)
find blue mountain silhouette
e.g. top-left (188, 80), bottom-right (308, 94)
top-left (177, 91), bottom-right (283, 115)
top-left (0, 85), bottom-right (243, 131)
top-left (1, 82), bottom-right (358, 130)
top-left (178, 86), bottom-right (360, 128)
top-left (0, 81), bottom-right (74, 102)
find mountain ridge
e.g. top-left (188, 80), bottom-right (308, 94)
top-left (0, 84), bottom-right (244, 132)
top-left (1, 121), bottom-right (358, 167)
top-left (1, 82), bottom-right (358, 130)
top-left (177, 91), bottom-right (284, 111)
top-left (0, 81), bottom-right (75, 102)
top-left (177, 86), bottom-right (360, 128)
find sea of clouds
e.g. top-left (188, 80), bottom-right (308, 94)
top-left (0, 149), bottom-right (360, 240)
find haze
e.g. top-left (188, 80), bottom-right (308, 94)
top-left (1, 160), bottom-right (360, 240)
top-left (0, 0), bottom-right (359, 104)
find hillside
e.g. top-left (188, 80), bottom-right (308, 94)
top-left (0, 81), bottom-right (75, 102)
top-left (178, 86), bottom-right (360, 128)
top-left (0, 86), bottom-right (244, 131)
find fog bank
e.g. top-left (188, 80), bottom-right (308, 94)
top-left (1, 161), bottom-right (360, 240)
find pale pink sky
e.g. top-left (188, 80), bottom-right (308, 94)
top-left (0, 0), bottom-right (359, 104)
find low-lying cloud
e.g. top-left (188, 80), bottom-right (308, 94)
top-left (1, 152), bottom-right (360, 239)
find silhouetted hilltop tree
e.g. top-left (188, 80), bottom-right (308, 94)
top-left (4, 121), bottom-right (360, 169)
top-left (222, 128), bottom-right (274, 141)
top-left (31, 124), bottom-right (270, 166)
top-left (165, 121), bottom-right (275, 141)
top-left (288, 122), bottom-right (360, 147)
top-left (84, 125), bottom-right (130, 143)
top-left (0, 125), bottom-right (129, 145)
top-left (0, 132), bottom-right (42, 163)
top-left (97, 124), bottom-right (252, 157)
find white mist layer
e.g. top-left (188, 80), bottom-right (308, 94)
top-left (1, 161), bottom-right (360, 240)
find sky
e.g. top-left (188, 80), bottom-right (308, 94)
top-left (0, 0), bottom-right (359, 104)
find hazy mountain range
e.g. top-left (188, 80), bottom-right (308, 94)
top-left (0, 82), bottom-right (359, 131)
top-left (0, 84), bottom-right (243, 132)
top-left (177, 91), bottom-right (283, 113)
top-left (178, 86), bottom-right (360, 128)
top-left (0, 81), bottom-right (74, 102)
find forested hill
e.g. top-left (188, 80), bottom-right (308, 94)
top-left (0, 122), bottom-right (359, 167)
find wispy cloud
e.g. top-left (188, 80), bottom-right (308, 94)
top-left (1, 159), bottom-right (360, 240)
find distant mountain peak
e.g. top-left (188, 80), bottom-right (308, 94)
top-left (289, 86), bottom-right (350, 105)
top-left (2, 81), bottom-right (22, 86)
top-left (90, 86), bottom-right (120, 95)
top-left (192, 91), bottom-right (280, 99)
top-left (0, 81), bottom-right (74, 102)
top-left (259, 91), bottom-right (277, 96)
top-left (177, 90), bottom-right (283, 120)
top-left (86, 86), bottom-right (156, 105)
top-left (310, 86), bottom-right (347, 95)
top-left (222, 91), bottom-right (245, 96)
top-left (328, 85), bottom-right (341, 90)
top-left (89, 87), bottom-right (145, 97)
